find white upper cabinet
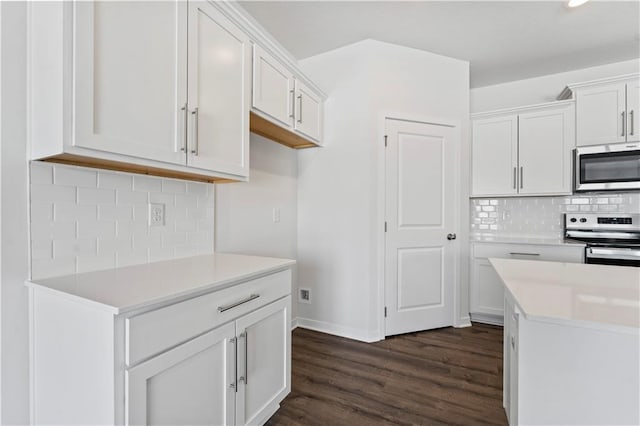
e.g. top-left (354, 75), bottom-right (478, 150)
top-left (251, 45), bottom-right (324, 147)
top-left (252, 45), bottom-right (295, 127)
top-left (518, 104), bottom-right (574, 195)
top-left (567, 75), bottom-right (640, 146)
top-left (472, 115), bottom-right (518, 197)
top-left (186, 1), bottom-right (250, 177)
top-left (30, 1), bottom-right (252, 182)
top-left (294, 79), bottom-right (323, 142)
top-left (74, 1), bottom-right (187, 166)
top-left (471, 101), bottom-right (574, 197)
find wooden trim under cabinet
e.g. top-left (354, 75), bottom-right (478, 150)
top-left (41, 154), bottom-right (238, 184)
top-left (250, 112), bottom-right (319, 149)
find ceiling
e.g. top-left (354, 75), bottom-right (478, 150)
top-left (239, 1), bottom-right (640, 88)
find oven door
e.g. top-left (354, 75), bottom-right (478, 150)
top-left (586, 247), bottom-right (640, 267)
top-left (575, 143), bottom-right (640, 192)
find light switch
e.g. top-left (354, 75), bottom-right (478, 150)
top-left (272, 207), bottom-right (280, 223)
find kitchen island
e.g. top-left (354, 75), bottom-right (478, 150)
top-left (490, 258), bottom-right (639, 425)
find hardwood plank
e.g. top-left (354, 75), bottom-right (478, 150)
top-left (267, 323), bottom-right (508, 425)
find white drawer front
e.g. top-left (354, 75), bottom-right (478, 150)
top-left (126, 269), bottom-right (291, 366)
top-left (473, 243), bottom-right (584, 263)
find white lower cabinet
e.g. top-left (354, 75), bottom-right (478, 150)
top-left (470, 242), bottom-right (584, 325)
top-left (503, 293), bottom-right (519, 425)
top-left (30, 268), bottom-right (292, 425)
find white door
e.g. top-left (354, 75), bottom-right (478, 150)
top-left (293, 80), bottom-right (322, 143)
top-left (626, 80), bottom-right (640, 143)
top-left (235, 296), bottom-right (291, 426)
top-left (126, 322), bottom-right (236, 426)
top-left (471, 115), bottom-right (518, 196)
top-left (74, 1), bottom-right (187, 165)
top-left (252, 45), bottom-right (295, 128)
top-left (576, 83), bottom-right (627, 146)
top-left (518, 104), bottom-right (574, 195)
top-left (384, 119), bottom-right (457, 336)
top-left (187, 1), bottom-right (250, 178)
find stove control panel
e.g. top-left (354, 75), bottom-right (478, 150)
top-left (565, 213), bottom-right (639, 231)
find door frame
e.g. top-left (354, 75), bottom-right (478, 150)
top-left (375, 111), bottom-right (468, 340)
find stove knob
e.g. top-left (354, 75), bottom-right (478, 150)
top-left (570, 218), bottom-right (577, 223)
top-left (580, 218), bottom-right (587, 223)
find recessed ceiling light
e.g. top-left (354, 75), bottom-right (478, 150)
top-left (567, 0), bottom-right (590, 7)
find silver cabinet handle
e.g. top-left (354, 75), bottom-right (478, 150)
top-left (513, 167), bottom-right (517, 190)
top-left (519, 166), bottom-right (523, 189)
top-left (511, 335), bottom-right (515, 350)
top-left (509, 252), bottom-right (540, 256)
top-left (447, 233), bottom-right (457, 240)
top-left (243, 330), bottom-right (249, 385)
top-left (237, 331), bottom-right (247, 385)
top-left (218, 294), bottom-right (260, 312)
top-left (190, 107), bottom-right (199, 155)
top-left (180, 104), bottom-right (188, 152)
top-left (622, 111), bottom-right (626, 137)
top-left (630, 110), bottom-right (635, 136)
top-left (289, 89), bottom-right (295, 119)
top-left (229, 337), bottom-right (237, 391)
top-left (297, 94), bottom-right (303, 124)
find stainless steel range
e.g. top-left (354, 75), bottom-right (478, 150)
top-left (564, 213), bottom-right (640, 267)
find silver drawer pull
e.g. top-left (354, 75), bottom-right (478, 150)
top-left (218, 294), bottom-right (260, 313)
top-left (509, 252), bottom-right (540, 256)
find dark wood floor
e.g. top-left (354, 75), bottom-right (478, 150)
top-left (267, 323), bottom-right (507, 426)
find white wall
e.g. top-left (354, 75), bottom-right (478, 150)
top-left (471, 59), bottom-right (640, 113)
top-left (297, 39), bottom-right (470, 341)
top-left (1, 2), bottom-right (29, 423)
top-left (215, 134), bottom-right (298, 320)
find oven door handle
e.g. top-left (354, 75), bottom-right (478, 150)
top-left (587, 247), bottom-right (640, 261)
top-left (566, 230), bottom-right (640, 240)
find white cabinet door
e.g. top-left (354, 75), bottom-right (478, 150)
top-left (293, 80), bottom-right (323, 143)
top-left (576, 83), bottom-right (627, 146)
top-left (626, 80), bottom-right (640, 143)
top-left (126, 322), bottom-right (236, 426)
top-left (187, 1), bottom-right (250, 178)
top-left (470, 258), bottom-right (505, 317)
top-left (74, 1), bottom-right (187, 165)
top-left (235, 296), bottom-right (291, 426)
top-left (508, 305), bottom-right (519, 425)
top-left (252, 45), bottom-right (295, 127)
top-left (471, 115), bottom-right (518, 196)
top-left (518, 104), bottom-right (574, 195)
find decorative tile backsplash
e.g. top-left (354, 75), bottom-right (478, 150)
top-left (471, 193), bottom-right (640, 239)
top-left (30, 162), bottom-right (214, 279)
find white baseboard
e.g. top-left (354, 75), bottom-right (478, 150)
top-left (290, 317), bottom-right (298, 330)
top-left (470, 312), bottom-right (504, 326)
top-left (455, 315), bottom-right (473, 328)
top-left (296, 317), bottom-right (381, 343)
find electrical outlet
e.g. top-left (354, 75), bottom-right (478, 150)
top-left (272, 207), bottom-right (281, 223)
top-left (299, 288), bottom-right (311, 304)
top-left (149, 203), bottom-right (165, 227)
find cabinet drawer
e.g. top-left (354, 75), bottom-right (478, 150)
top-left (126, 269), bottom-right (291, 366)
top-left (473, 243), bottom-right (584, 263)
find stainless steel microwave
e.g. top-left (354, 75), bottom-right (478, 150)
top-left (575, 142), bottom-right (640, 192)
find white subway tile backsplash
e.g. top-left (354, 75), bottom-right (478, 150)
top-left (117, 190), bottom-right (148, 205)
top-left (55, 203), bottom-right (97, 222)
top-left (31, 184), bottom-right (75, 204)
top-left (471, 192), bottom-right (640, 239)
top-left (30, 162), bottom-right (53, 184)
top-left (54, 238), bottom-right (98, 258)
top-left (98, 172), bottom-right (133, 190)
top-left (29, 161), bottom-right (215, 278)
top-left (77, 221), bottom-right (116, 239)
top-left (162, 179), bottom-right (186, 194)
top-left (77, 187), bottom-right (116, 205)
top-left (54, 166), bottom-right (97, 187)
top-left (133, 175), bottom-right (162, 192)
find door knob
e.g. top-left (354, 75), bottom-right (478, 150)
top-left (447, 233), bottom-right (457, 240)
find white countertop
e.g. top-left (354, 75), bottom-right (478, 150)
top-left (471, 234), bottom-right (585, 246)
top-left (490, 258), bottom-right (640, 331)
top-left (26, 253), bottom-right (296, 315)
